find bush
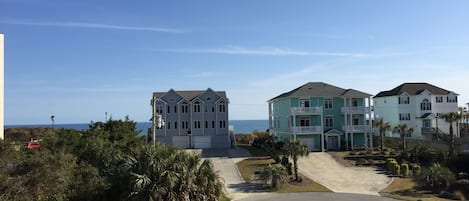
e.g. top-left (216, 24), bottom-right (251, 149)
top-left (368, 159), bottom-right (375, 166)
top-left (356, 158), bottom-right (368, 165)
top-left (386, 158), bottom-right (397, 172)
top-left (416, 163), bottom-right (455, 193)
top-left (393, 163), bottom-right (401, 176)
top-left (263, 145), bottom-right (280, 164)
top-left (280, 156), bottom-right (292, 175)
top-left (401, 163), bottom-right (410, 177)
top-left (412, 164), bottom-right (421, 177)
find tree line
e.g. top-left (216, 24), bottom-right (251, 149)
top-left (0, 117), bottom-right (224, 201)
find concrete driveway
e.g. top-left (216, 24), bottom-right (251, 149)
top-left (201, 148), bottom-right (259, 200)
top-left (298, 152), bottom-right (392, 196)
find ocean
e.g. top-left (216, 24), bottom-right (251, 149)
top-left (5, 120), bottom-right (268, 135)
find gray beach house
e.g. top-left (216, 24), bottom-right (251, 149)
top-left (148, 88), bottom-right (231, 149)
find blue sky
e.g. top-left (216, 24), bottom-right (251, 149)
top-left (2, 0), bottom-right (469, 124)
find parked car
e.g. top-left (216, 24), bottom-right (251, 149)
top-left (23, 140), bottom-right (41, 150)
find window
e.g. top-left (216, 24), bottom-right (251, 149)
top-left (325, 116), bottom-right (333, 127)
top-left (167, 122), bottom-right (170, 129)
top-left (193, 101), bottom-right (201, 112)
top-left (194, 121), bottom-right (201, 129)
top-left (436, 96), bottom-right (443, 103)
top-left (399, 95), bottom-right (410, 104)
top-left (447, 96), bottom-right (457, 103)
top-left (300, 99), bottom-right (310, 107)
top-left (300, 117), bottom-right (310, 127)
top-left (212, 107), bottom-right (215, 112)
top-left (174, 122), bottom-right (178, 129)
top-left (325, 98), bottom-right (333, 109)
top-left (156, 104), bottom-right (163, 114)
top-left (167, 106), bottom-right (170, 113)
top-left (352, 115), bottom-right (359, 125)
top-left (174, 105), bottom-right (177, 113)
top-left (352, 99), bottom-right (359, 107)
top-left (399, 113), bottom-right (411, 121)
top-left (420, 99), bottom-right (431, 111)
top-left (181, 103), bottom-right (188, 113)
top-left (219, 120), bottom-right (226, 128)
top-left (219, 101), bottom-right (226, 112)
top-left (205, 121), bottom-right (208, 128)
top-left (212, 121), bottom-right (215, 128)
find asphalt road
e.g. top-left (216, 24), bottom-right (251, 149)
top-left (236, 192), bottom-right (399, 201)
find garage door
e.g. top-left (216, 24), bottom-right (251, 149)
top-left (299, 138), bottom-right (315, 151)
top-left (173, 136), bottom-right (190, 149)
top-left (194, 136), bottom-right (211, 149)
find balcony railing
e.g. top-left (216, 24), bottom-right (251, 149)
top-left (342, 125), bottom-right (371, 133)
top-left (341, 107), bottom-right (370, 114)
top-left (291, 126), bottom-right (323, 134)
top-left (291, 107), bottom-right (322, 116)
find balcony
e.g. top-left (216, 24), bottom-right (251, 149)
top-left (291, 126), bottom-right (323, 134)
top-left (341, 107), bottom-right (370, 114)
top-left (342, 125), bottom-right (371, 133)
top-left (291, 107), bottom-right (322, 116)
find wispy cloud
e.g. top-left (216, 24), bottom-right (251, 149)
top-left (161, 46), bottom-right (368, 57)
top-left (0, 19), bottom-right (185, 33)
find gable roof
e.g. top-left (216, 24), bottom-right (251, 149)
top-left (153, 89), bottom-right (227, 101)
top-left (374, 83), bottom-right (457, 98)
top-left (269, 82), bottom-right (371, 101)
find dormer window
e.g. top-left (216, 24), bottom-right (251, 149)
top-left (399, 95), bottom-right (410, 104)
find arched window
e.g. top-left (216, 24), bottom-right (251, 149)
top-left (193, 101), bottom-right (201, 112)
top-left (219, 101), bottom-right (226, 112)
top-left (420, 99), bottom-right (431, 111)
top-left (181, 102), bottom-right (188, 113)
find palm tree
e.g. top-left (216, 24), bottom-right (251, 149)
top-left (393, 124), bottom-right (414, 151)
top-left (260, 164), bottom-right (286, 188)
top-left (282, 141), bottom-right (309, 181)
top-left (128, 145), bottom-right (223, 201)
top-left (373, 118), bottom-right (391, 151)
top-left (50, 115), bottom-right (55, 128)
top-left (442, 112), bottom-right (461, 157)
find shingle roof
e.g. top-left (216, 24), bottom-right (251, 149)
top-left (374, 83), bottom-right (456, 98)
top-left (269, 82), bottom-right (372, 101)
top-left (153, 89), bottom-right (227, 101)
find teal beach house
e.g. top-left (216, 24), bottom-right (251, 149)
top-left (268, 82), bottom-right (373, 151)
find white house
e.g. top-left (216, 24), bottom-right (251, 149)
top-left (149, 88), bottom-right (230, 149)
top-left (373, 83), bottom-right (459, 139)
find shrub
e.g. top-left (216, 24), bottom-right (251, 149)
top-left (263, 145), bottom-right (280, 164)
top-left (349, 151), bottom-right (357, 156)
top-left (412, 164), bottom-right (421, 177)
top-left (401, 163), bottom-right (409, 177)
top-left (393, 163), bottom-right (401, 176)
top-left (416, 163), bottom-right (455, 193)
top-left (386, 158), bottom-right (397, 172)
top-left (368, 159), bottom-right (375, 166)
top-left (280, 156), bottom-right (292, 175)
top-left (356, 158), bottom-right (368, 165)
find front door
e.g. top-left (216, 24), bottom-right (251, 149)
top-left (327, 136), bottom-right (339, 150)
top-left (422, 119), bottom-right (431, 128)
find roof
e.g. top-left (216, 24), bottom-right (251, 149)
top-left (374, 83), bottom-right (457, 98)
top-left (269, 82), bottom-right (372, 101)
top-left (153, 89), bottom-right (227, 101)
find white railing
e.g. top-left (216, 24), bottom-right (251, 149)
top-left (290, 126), bottom-right (323, 134)
top-left (291, 107), bottom-right (322, 115)
top-left (342, 125), bottom-right (372, 133)
top-left (341, 107), bottom-right (370, 114)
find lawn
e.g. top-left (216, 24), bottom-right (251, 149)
top-left (380, 178), bottom-right (455, 201)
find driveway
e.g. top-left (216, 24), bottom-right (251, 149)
top-left (201, 148), bottom-right (259, 200)
top-left (298, 152), bottom-right (392, 195)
